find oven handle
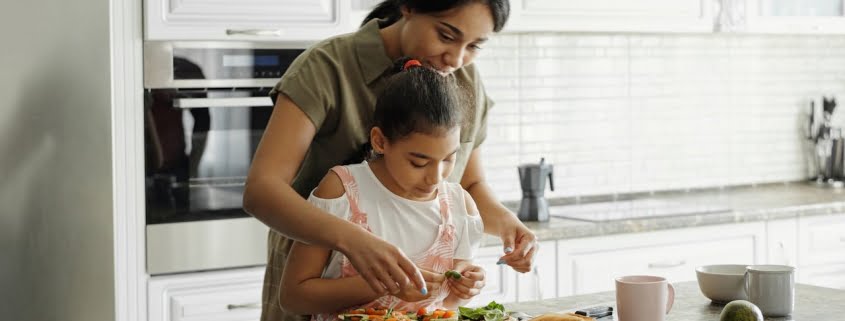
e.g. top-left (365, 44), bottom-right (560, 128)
top-left (226, 28), bottom-right (284, 37)
top-left (173, 97), bottom-right (273, 108)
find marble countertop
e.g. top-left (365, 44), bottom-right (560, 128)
top-left (482, 182), bottom-right (845, 247)
top-left (504, 281), bottom-right (845, 321)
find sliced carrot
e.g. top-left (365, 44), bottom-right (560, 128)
top-left (417, 308), bottom-right (427, 316)
top-left (443, 311), bottom-right (455, 318)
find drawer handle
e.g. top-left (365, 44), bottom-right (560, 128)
top-left (226, 28), bottom-right (284, 37)
top-left (648, 260), bottom-right (686, 269)
top-left (840, 236), bottom-right (845, 242)
top-left (227, 302), bottom-right (262, 310)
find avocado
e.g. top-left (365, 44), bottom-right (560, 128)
top-left (719, 300), bottom-right (764, 321)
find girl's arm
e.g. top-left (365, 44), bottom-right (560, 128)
top-left (243, 94), bottom-right (423, 293)
top-left (278, 171), bottom-right (383, 314)
top-left (280, 240), bottom-right (382, 314)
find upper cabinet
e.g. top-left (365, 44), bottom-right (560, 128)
top-left (743, 0), bottom-right (845, 33)
top-left (506, 0), bottom-right (714, 33)
top-left (145, 0), bottom-right (350, 41)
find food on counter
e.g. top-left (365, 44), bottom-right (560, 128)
top-left (458, 301), bottom-right (507, 321)
top-left (339, 307), bottom-right (457, 321)
top-left (531, 313), bottom-right (594, 321)
top-left (719, 300), bottom-right (764, 321)
top-left (444, 270), bottom-right (462, 280)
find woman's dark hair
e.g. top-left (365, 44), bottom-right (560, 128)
top-left (362, 0), bottom-right (509, 32)
top-left (344, 58), bottom-right (466, 164)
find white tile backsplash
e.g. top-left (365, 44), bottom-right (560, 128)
top-left (475, 33), bottom-right (838, 201)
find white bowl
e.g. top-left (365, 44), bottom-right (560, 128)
top-left (696, 264), bottom-right (748, 304)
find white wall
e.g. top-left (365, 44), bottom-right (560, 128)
top-left (476, 33), bottom-right (841, 201)
top-left (0, 0), bottom-right (115, 320)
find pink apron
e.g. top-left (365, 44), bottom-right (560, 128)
top-left (313, 166), bottom-right (457, 321)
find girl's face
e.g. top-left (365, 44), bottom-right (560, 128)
top-left (372, 127), bottom-right (461, 201)
top-left (398, 2), bottom-right (495, 75)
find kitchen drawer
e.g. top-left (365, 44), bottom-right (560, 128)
top-left (149, 267), bottom-right (265, 321)
top-left (468, 246), bottom-right (517, 306)
top-left (798, 263), bottom-right (845, 290)
top-left (557, 222), bottom-right (766, 295)
top-left (798, 214), bottom-right (845, 267)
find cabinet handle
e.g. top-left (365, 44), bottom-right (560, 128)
top-left (226, 28), bottom-right (284, 37)
top-left (840, 236), bottom-right (845, 242)
top-left (227, 302), bottom-right (262, 310)
top-left (648, 260), bottom-right (686, 269)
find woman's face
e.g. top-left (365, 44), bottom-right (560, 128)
top-left (374, 127), bottom-right (461, 201)
top-left (399, 2), bottom-right (495, 75)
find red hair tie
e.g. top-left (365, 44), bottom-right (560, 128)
top-left (403, 59), bottom-right (423, 71)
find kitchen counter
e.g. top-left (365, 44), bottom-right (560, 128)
top-left (505, 281), bottom-right (845, 321)
top-left (482, 182), bottom-right (845, 246)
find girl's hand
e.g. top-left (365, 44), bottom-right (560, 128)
top-left (447, 263), bottom-right (485, 300)
top-left (339, 230), bottom-right (426, 295)
top-left (497, 218), bottom-right (537, 273)
top-left (394, 269), bottom-right (445, 302)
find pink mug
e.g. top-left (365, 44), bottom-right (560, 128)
top-left (615, 275), bottom-right (675, 321)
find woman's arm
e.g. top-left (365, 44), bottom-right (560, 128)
top-left (460, 148), bottom-right (537, 273)
top-left (243, 94), bottom-right (424, 293)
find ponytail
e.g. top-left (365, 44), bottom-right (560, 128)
top-left (361, 0), bottom-right (401, 27)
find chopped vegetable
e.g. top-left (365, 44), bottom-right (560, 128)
top-left (458, 301), bottom-right (506, 321)
top-left (444, 270), bottom-right (462, 280)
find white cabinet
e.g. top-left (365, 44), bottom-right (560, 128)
top-left (148, 267), bottom-right (265, 321)
top-left (798, 263), bottom-right (845, 290)
top-left (470, 246), bottom-right (518, 305)
top-left (797, 213), bottom-right (845, 287)
top-left (507, 0), bottom-right (714, 33)
top-left (516, 241), bottom-right (557, 301)
top-left (145, 0), bottom-right (350, 41)
top-left (798, 213), bottom-right (845, 266)
top-left (556, 222), bottom-right (766, 296)
top-left (766, 219), bottom-right (799, 266)
top-left (745, 0), bottom-right (845, 34)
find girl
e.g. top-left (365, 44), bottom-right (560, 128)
top-left (279, 60), bottom-right (486, 316)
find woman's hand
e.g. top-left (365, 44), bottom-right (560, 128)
top-left (394, 269), bottom-right (445, 302)
top-left (338, 229), bottom-right (427, 295)
top-left (497, 218), bottom-right (537, 273)
top-left (447, 263), bottom-right (485, 300)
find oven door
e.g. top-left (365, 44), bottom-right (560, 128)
top-left (144, 88), bottom-right (272, 274)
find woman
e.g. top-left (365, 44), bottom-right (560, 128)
top-left (243, 1), bottom-right (536, 319)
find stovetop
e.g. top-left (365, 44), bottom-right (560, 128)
top-left (548, 198), bottom-right (732, 222)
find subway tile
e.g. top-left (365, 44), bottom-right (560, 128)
top-left (472, 32), bottom-right (835, 202)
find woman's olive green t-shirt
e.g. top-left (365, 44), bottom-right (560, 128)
top-left (272, 18), bottom-right (493, 198)
top-left (260, 19), bottom-right (493, 321)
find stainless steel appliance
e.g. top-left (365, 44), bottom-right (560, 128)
top-left (144, 41), bottom-right (305, 274)
top-left (517, 158), bottom-right (554, 222)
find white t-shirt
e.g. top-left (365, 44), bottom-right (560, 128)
top-left (308, 161), bottom-right (485, 278)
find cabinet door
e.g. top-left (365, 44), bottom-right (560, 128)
top-left (766, 219), bottom-right (798, 266)
top-left (799, 263), bottom-right (845, 290)
top-left (746, 0), bottom-right (845, 34)
top-left (557, 222), bottom-right (766, 296)
top-left (469, 246), bottom-right (517, 305)
top-left (516, 241), bottom-right (557, 302)
top-left (145, 0), bottom-right (349, 41)
top-left (148, 267), bottom-right (265, 321)
top-left (798, 213), bottom-right (845, 266)
top-left (508, 0), bottom-right (713, 33)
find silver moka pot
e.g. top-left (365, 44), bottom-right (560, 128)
top-left (517, 158), bottom-right (554, 222)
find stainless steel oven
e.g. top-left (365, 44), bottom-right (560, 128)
top-left (143, 41), bottom-right (305, 275)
